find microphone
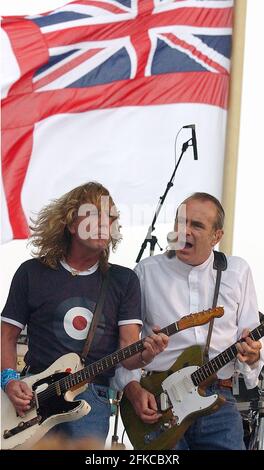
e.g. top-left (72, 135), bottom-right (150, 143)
top-left (183, 124), bottom-right (198, 160)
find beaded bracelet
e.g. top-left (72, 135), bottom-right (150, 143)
top-left (1, 368), bottom-right (20, 391)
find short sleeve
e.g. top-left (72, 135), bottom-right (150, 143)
top-left (1, 263), bottom-right (30, 328)
top-left (118, 269), bottom-right (142, 326)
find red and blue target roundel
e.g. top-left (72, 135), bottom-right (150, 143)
top-left (54, 296), bottom-right (100, 350)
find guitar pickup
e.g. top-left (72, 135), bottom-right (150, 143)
top-left (160, 392), bottom-right (171, 411)
top-left (162, 373), bottom-right (182, 403)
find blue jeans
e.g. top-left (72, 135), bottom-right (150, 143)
top-left (50, 383), bottom-right (112, 442)
top-left (174, 384), bottom-right (246, 450)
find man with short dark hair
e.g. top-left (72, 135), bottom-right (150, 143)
top-left (117, 192), bottom-right (263, 450)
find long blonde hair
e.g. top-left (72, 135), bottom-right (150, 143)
top-left (30, 182), bottom-right (121, 271)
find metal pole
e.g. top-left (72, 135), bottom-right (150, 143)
top-left (220, 0), bottom-right (247, 254)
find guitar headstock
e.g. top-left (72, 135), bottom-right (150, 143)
top-left (178, 306), bottom-right (224, 331)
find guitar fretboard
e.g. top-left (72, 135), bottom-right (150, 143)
top-left (57, 320), bottom-right (180, 394)
top-left (36, 308), bottom-right (220, 400)
top-left (191, 322), bottom-right (264, 386)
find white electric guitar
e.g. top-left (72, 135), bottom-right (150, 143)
top-left (121, 321), bottom-right (264, 450)
top-left (1, 307), bottom-right (223, 450)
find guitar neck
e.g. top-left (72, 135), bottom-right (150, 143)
top-left (59, 321), bottom-right (180, 393)
top-left (55, 308), bottom-right (222, 393)
top-left (191, 322), bottom-right (264, 386)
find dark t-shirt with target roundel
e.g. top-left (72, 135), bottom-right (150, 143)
top-left (1, 259), bottom-right (142, 378)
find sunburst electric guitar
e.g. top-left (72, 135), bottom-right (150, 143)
top-left (120, 321), bottom-right (264, 450)
top-left (1, 307), bottom-right (223, 450)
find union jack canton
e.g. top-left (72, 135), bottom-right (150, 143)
top-left (2, 0), bottom-right (233, 239)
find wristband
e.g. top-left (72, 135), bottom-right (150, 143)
top-left (1, 368), bottom-right (20, 391)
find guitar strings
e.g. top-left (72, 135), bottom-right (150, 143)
top-left (36, 322), bottom-right (179, 402)
top-left (34, 322), bottom-right (264, 406)
top-left (36, 340), bottom-right (145, 402)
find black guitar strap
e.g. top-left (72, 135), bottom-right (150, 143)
top-left (203, 251), bottom-right (227, 363)
top-left (80, 267), bottom-right (111, 365)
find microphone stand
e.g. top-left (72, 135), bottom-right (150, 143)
top-left (136, 138), bottom-right (193, 263)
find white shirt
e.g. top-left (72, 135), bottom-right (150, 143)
top-left (112, 252), bottom-right (263, 390)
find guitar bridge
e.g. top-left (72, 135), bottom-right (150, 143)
top-left (3, 415), bottom-right (41, 439)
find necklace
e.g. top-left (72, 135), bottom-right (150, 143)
top-left (69, 268), bottom-right (80, 276)
top-left (60, 259), bottom-right (99, 276)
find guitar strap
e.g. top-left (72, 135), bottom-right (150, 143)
top-left (203, 251), bottom-right (227, 363)
top-left (80, 267), bottom-right (111, 365)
